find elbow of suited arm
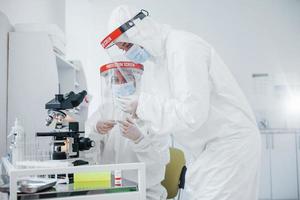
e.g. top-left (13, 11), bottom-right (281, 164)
top-left (176, 98), bottom-right (209, 131)
top-left (182, 112), bottom-right (208, 131)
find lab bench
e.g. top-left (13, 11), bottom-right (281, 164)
top-left (0, 157), bottom-right (146, 200)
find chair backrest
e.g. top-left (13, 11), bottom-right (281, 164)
top-left (161, 147), bottom-right (186, 199)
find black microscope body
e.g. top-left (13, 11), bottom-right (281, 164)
top-left (36, 90), bottom-right (94, 161)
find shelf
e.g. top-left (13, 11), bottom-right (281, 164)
top-left (16, 179), bottom-right (138, 199)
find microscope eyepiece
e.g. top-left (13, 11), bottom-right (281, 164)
top-left (71, 90), bottom-right (87, 107)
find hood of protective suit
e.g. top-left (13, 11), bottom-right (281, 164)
top-left (107, 5), bottom-right (171, 58)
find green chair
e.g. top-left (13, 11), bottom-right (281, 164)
top-left (162, 148), bottom-right (187, 200)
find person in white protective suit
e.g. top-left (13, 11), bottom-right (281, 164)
top-left (85, 62), bottom-right (169, 200)
top-left (100, 5), bottom-right (261, 200)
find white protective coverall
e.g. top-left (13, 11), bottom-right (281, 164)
top-left (107, 5), bottom-right (261, 200)
top-left (85, 104), bottom-right (169, 200)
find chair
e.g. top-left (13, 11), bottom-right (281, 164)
top-left (162, 147), bottom-right (187, 200)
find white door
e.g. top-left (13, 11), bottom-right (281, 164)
top-left (295, 133), bottom-right (300, 199)
top-left (259, 134), bottom-right (272, 200)
top-left (270, 133), bottom-right (298, 200)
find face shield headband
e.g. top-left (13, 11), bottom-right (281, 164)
top-left (100, 62), bottom-right (144, 81)
top-left (100, 9), bottom-right (149, 49)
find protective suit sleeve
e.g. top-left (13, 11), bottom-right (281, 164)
top-left (84, 108), bottom-right (107, 164)
top-left (136, 42), bottom-right (212, 135)
top-left (85, 108), bottom-right (106, 140)
top-left (130, 131), bottom-right (170, 188)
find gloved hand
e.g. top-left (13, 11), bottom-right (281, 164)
top-left (118, 118), bottom-right (144, 143)
top-left (116, 95), bottom-right (139, 116)
top-left (95, 120), bottom-right (116, 134)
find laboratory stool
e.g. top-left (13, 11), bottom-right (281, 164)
top-left (162, 147), bottom-right (187, 200)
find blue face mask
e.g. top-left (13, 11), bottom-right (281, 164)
top-left (125, 44), bottom-right (151, 63)
top-left (112, 81), bottom-right (136, 97)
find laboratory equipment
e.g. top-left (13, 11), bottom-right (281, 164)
top-left (19, 178), bottom-right (57, 194)
top-left (114, 170), bottom-right (122, 187)
top-left (1, 157), bottom-right (146, 200)
top-left (7, 119), bottom-right (25, 166)
top-left (45, 90), bottom-right (87, 127)
top-left (37, 122), bottom-right (94, 160)
top-left (0, 176), bottom-right (57, 194)
top-left (36, 91), bottom-right (95, 160)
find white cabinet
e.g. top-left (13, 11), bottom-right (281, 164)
top-left (296, 133), bottom-right (300, 198)
top-left (259, 131), bottom-right (299, 200)
top-left (259, 134), bottom-right (272, 199)
top-left (270, 133), bottom-right (298, 199)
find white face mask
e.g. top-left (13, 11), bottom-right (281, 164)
top-left (111, 81), bottom-right (136, 97)
top-left (125, 44), bottom-right (151, 63)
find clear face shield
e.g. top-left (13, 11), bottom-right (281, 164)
top-left (99, 62), bottom-right (144, 121)
top-left (100, 9), bottom-right (149, 64)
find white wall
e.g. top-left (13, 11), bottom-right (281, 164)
top-left (66, 0), bottom-right (300, 128)
top-left (65, 0), bottom-right (97, 110)
top-left (65, 0), bottom-right (112, 113)
top-left (0, 0), bottom-right (65, 31)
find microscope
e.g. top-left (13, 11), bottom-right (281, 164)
top-left (36, 90), bottom-right (95, 162)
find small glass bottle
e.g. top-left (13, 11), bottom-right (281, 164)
top-left (114, 170), bottom-right (122, 187)
top-left (8, 118), bottom-right (25, 166)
